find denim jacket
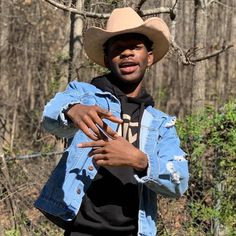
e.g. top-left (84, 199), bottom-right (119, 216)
top-left (34, 81), bottom-right (189, 236)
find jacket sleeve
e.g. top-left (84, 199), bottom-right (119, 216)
top-left (135, 118), bottom-right (189, 198)
top-left (41, 81), bottom-right (97, 138)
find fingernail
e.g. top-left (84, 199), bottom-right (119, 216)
top-left (77, 143), bottom-right (82, 147)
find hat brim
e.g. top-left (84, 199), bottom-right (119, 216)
top-left (84, 17), bottom-right (170, 67)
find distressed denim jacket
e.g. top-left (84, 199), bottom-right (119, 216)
top-left (34, 81), bottom-right (189, 236)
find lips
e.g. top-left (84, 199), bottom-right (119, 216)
top-left (119, 61), bottom-right (139, 74)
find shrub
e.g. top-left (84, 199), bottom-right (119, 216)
top-left (177, 101), bottom-right (236, 235)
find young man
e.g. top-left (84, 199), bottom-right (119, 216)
top-left (35, 7), bottom-right (189, 236)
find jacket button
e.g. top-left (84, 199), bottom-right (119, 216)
top-left (88, 165), bottom-right (94, 171)
top-left (77, 188), bottom-right (81, 194)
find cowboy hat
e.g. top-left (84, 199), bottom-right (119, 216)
top-left (84, 7), bottom-right (170, 67)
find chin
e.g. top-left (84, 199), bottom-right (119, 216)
top-left (119, 74), bottom-right (143, 84)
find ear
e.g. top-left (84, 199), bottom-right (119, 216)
top-left (147, 51), bottom-right (154, 67)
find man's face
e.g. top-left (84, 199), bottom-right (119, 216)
top-left (104, 34), bottom-right (154, 84)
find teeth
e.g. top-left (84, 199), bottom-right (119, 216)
top-left (120, 62), bottom-right (136, 67)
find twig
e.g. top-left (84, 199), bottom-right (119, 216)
top-left (169, 0), bottom-right (179, 20)
top-left (0, 182), bottom-right (36, 202)
top-left (191, 45), bottom-right (233, 62)
top-left (10, 87), bottom-right (20, 152)
top-left (140, 7), bottom-right (172, 17)
top-left (44, 0), bottom-right (173, 18)
top-left (82, 11), bottom-right (110, 19)
top-left (141, 1), bottom-right (179, 18)
top-left (5, 151), bottom-right (64, 161)
top-left (207, 0), bottom-right (236, 8)
top-left (44, 0), bottom-right (81, 14)
top-left (171, 41), bottom-right (234, 65)
top-left (0, 153), bottom-right (18, 228)
top-left (171, 41), bottom-right (195, 65)
top-left (90, 2), bottom-right (111, 7)
top-left (172, 0), bottom-right (179, 9)
top-left (44, 0), bottom-right (110, 19)
top-left (135, 0), bottom-right (148, 12)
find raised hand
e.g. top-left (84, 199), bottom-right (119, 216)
top-left (65, 104), bottom-right (123, 140)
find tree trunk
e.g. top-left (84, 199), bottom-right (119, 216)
top-left (58, 1), bottom-right (72, 91)
top-left (68, 0), bottom-right (84, 81)
top-left (55, 0), bottom-right (85, 160)
top-left (0, 0), bottom-right (11, 151)
top-left (191, 0), bottom-right (207, 113)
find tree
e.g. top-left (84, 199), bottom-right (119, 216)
top-left (0, 0), bottom-right (11, 152)
top-left (191, 0), bottom-right (207, 113)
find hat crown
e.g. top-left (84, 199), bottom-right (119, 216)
top-left (106, 7), bottom-right (144, 32)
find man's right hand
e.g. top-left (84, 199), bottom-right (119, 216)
top-left (65, 104), bottom-right (123, 140)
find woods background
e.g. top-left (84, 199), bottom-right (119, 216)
top-left (0, 0), bottom-right (235, 235)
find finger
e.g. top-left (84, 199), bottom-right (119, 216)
top-left (94, 123), bottom-right (113, 141)
top-left (96, 107), bottom-right (123, 124)
top-left (78, 140), bottom-right (106, 148)
top-left (105, 115), bottom-right (123, 124)
top-left (95, 159), bottom-right (107, 167)
top-left (89, 114), bottom-right (117, 140)
top-left (90, 147), bottom-right (105, 155)
top-left (78, 122), bottom-right (98, 141)
top-left (88, 147), bottom-right (101, 157)
top-left (82, 115), bottom-right (101, 137)
top-left (92, 154), bottom-right (108, 166)
top-left (101, 122), bottom-right (118, 138)
top-left (84, 113), bottom-right (113, 140)
top-left (80, 111), bottom-right (112, 140)
top-left (96, 106), bottom-right (112, 117)
top-left (89, 113), bottom-right (111, 139)
top-left (89, 108), bottom-right (121, 135)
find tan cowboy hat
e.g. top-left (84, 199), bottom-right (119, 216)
top-left (84, 7), bottom-right (170, 67)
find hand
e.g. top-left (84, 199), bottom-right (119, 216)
top-left (78, 135), bottom-right (148, 170)
top-left (65, 104), bottom-right (123, 140)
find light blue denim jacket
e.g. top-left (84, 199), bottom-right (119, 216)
top-left (35, 81), bottom-right (189, 236)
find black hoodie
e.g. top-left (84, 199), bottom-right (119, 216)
top-left (67, 74), bottom-right (154, 236)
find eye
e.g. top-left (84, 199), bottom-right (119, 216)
top-left (134, 44), bottom-right (143, 50)
top-left (109, 45), bottom-right (122, 55)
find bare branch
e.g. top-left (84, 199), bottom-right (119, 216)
top-left (172, 0), bottom-right (179, 10)
top-left (140, 1), bottom-right (179, 18)
top-left (169, 0), bottom-right (179, 20)
top-left (135, 0), bottom-right (148, 12)
top-left (191, 45), bottom-right (234, 62)
top-left (44, 0), bottom-right (81, 14)
top-left (171, 41), bottom-right (234, 65)
top-left (5, 151), bottom-right (64, 161)
top-left (90, 2), bottom-right (111, 7)
top-left (44, 0), bottom-right (110, 18)
top-left (207, 0), bottom-right (236, 8)
top-left (44, 1), bottom-right (173, 18)
top-left (171, 41), bottom-right (195, 65)
top-left (84, 12), bottom-right (110, 19)
top-left (140, 7), bottom-right (172, 17)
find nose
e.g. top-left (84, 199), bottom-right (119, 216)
top-left (120, 48), bottom-right (134, 59)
